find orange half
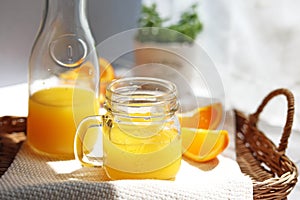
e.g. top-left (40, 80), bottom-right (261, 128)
top-left (177, 103), bottom-right (223, 130)
top-left (182, 128), bottom-right (229, 162)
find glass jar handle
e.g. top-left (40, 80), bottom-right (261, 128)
top-left (74, 115), bottom-right (106, 167)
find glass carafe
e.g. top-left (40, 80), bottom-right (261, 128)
top-left (27, 0), bottom-right (99, 157)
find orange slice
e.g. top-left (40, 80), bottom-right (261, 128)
top-left (177, 103), bottom-right (223, 130)
top-left (60, 57), bottom-right (115, 105)
top-left (60, 61), bottom-right (94, 81)
top-left (99, 57), bottom-right (115, 82)
top-left (182, 128), bottom-right (229, 162)
top-left (59, 57), bottom-right (115, 82)
top-left (98, 58), bottom-right (115, 104)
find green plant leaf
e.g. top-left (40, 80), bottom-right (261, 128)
top-left (137, 3), bottom-right (203, 43)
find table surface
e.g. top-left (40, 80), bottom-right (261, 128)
top-left (0, 82), bottom-right (299, 199)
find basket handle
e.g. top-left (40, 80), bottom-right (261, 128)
top-left (249, 88), bottom-right (294, 153)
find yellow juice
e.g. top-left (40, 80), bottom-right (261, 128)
top-left (103, 119), bottom-right (182, 180)
top-left (27, 87), bottom-right (98, 156)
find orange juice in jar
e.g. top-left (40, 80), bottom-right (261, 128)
top-left (102, 118), bottom-right (181, 180)
top-left (75, 77), bottom-right (182, 180)
top-left (27, 87), bottom-right (98, 157)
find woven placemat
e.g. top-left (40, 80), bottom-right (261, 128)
top-left (0, 141), bottom-right (252, 199)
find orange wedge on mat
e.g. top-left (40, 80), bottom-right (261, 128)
top-left (182, 128), bottom-right (229, 162)
top-left (177, 103), bottom-right (223, 130)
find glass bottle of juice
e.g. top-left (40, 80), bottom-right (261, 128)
top-left (27, 0), bottom-right (99, 157)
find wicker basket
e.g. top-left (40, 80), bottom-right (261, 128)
top-left (235, 88), bottom-right (298, 199)
top-left (0, 116), bottom-right (26, 176)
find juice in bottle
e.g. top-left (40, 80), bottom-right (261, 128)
top-left (27, 87), bottom-right (98, 156)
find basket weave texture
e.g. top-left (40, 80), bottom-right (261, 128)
top-left (0, 116), bottom-right (26, 176)
top-left (235, 88), bottom-right (298, 199)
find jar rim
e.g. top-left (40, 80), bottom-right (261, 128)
top-left (105, 77), bottom-right (178, 115)
top-left (106, 77), bottom-right (177, 101)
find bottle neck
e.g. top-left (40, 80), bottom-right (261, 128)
top-left (43, 0), bottom-right (89, 33)
top-left (29, 0), bottom-right (99, 96)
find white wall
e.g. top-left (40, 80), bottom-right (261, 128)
top-left (0, 0), bottom-right (141, 87)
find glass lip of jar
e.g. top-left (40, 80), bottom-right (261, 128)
top-left (105, 77), bottom-right (179, 115)
top-left (106, 77), bottom-right (177, 100)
